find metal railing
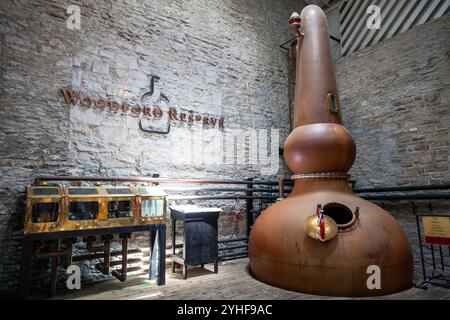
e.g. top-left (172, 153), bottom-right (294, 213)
top-left (34, 176), bottom-right (450, 262)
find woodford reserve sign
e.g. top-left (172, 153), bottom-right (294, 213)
top-left (60, 81), bottom-right (224, 133)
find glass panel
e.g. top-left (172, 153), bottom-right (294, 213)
top-left (155, 199), bottom-right (164, 216)
top-left (137, 186), bottom-right (166, 196)
top-left (137, 187), bottom-right (151, 195)
top-left (69, 201), bottom-right (99, 220)
top-left (106, 188), bottom-right (133, 195)
top-left (32, 203), bottom-right (58, 223)
top-left (108, 201), bottom-right (133, 218)
top-left (142, 199), bottom-right (164, 217)
top-left (32, 188), bottom-right (59, 196)
top-left (68, 188), bottom-right (99, 195)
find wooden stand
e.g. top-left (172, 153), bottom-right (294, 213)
top-left (18, 224), bottom-right (166, 299)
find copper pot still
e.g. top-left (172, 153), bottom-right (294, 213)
top-left (248, 5), bottom-right (413, 297)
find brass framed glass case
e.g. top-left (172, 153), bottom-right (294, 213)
top-left (134, 185), bottom-right (167, 224)
top-left (24, 186), bottom-right (64, 234)
top-left (63, 186), bottom-right (134, 231)
top-left (24, 184), bottom-right (168, 234)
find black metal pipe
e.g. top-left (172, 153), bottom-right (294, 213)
top-left (329, 34), bottom-right (341, 43)
top-left (355, 184), bottom-right (450, 193)
top-left (414, 204), bottom-right (427, 282)
top-left (168, 195), bottom-right (278, 201)
top-left (50, 239), bottom-right (58, 296)
top-left (279, 34), bottom-right (340, 50)
top-left (218, 236), bottom-right (248, 243)
top-left (219, 251), bottom-right (248, 259)
top-left (279, 176), bottom-right (286, 199)
top-left (218, 244), bottom-right (248, 251)
top-left (362, 194), bottom-right (450, 200)
top-left (439, 246), bottom-right (445, 271)
top-left (163, 187), bottom-right (292, 193)
top-left (246, 178), bottom-right (254, 237)
top-left (431, 245), bottom-right (436, 269)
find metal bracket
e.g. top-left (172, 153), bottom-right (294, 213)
top-left (327, 92), bottom-right (340, 113)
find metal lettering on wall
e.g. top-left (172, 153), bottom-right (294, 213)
top-left (60, 75), bottom-right (225, 133)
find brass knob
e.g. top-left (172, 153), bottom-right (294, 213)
top-left (303, 214), bottom-right (338, 242)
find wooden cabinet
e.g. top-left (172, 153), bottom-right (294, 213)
top-left (170, 205), bottom-right (221, 279)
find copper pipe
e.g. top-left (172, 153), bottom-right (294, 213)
top-left (73, 249), bottom-right (141, 262)
top-left (33, 239), bottom-right (73, 267)
top-left (92, 236), bottom-right (113, 275)
top-left (33, 239), bottom-right (74, 295)
top-left (86, 241), bottom-right (104, 253)
top-left (64, 239), bottom-right (74, 268)
top-left (164, 187), bottom-right (289, 192)
top-left (33, 250), bottom-right (66, 259)
top-left (103, 238), bottom-right (111, 275)
top-left (111, 234), bottom-right (130, 282)
top-left (33, 242), bottom-right (67, 260)
top-left (34, 176), bottom-right (283, 186)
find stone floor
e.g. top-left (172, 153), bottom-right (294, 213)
top-left (44, 258), bottom-right (450, 300)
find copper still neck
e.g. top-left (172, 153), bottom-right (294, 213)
top-left (292, 6), bottom-right (343, 127)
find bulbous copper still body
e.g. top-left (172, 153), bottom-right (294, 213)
top-left (248, 5), bottom-right (413, 297)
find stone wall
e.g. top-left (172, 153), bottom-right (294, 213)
top-left (337, 14), bottom-right (450, 187)
top-left (336, 14), bottom-right (450, 282)
top-left (0, 0), bottom-right (299, 293)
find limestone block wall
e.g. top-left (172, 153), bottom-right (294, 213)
top-left (0, 0), bottom-right (298, 293)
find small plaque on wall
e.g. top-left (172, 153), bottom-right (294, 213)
top-left (422, 216), bottom-right (450, 246)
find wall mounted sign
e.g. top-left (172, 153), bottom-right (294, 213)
top-left (422, 216), bottom-right (450, 246)
top-left (60, 75), bottom-right (225, 134)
